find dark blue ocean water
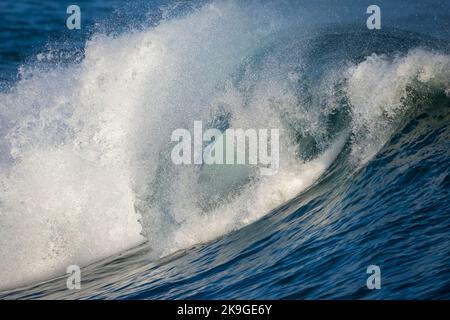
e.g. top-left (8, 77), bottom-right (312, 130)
top-left (0, 0), bottom-right (449, 299)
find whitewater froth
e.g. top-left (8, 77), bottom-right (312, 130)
top-left (0, 1), bottom-right (285, 290)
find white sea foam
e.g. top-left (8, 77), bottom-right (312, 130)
top-left (346, 49), bottom-right (450, 163)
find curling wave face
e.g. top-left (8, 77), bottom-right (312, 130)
top-left (0, 0), bottom-right (450, 291)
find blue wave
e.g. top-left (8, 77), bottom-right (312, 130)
top-left (0, 0), bottom-right (449, 299)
